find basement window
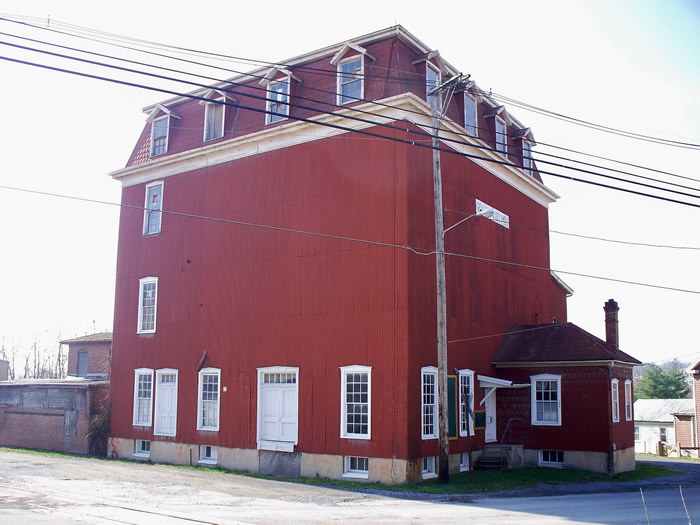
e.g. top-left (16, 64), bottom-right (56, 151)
top-left (539, 450), bottom-right (563, 467)
top-left (421, 456), bottom-right (437, 479)
top-left (343, 456), bottom-right (369, 479)
top-left (199, 445), bottom-right (218, 465)
top-left (460, 452), bottom-right (469, 472)
top-left (134, 439), bottom-right (150, 458)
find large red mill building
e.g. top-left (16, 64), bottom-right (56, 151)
top-left (107, 26), bottom-right (639, 482)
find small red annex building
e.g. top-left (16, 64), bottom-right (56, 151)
top-left (107, 26), bottom-right (639, 482)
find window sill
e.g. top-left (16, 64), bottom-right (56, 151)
top-left (198, 459), bottom-right (217, 466)
top-left (133, 453), bottom-right (150, 460)
top-left (422, 472), bottom-right (438, 480)
top-left (531, 421), bottom-right (561, 427)
top-left (342, 472), bottom-right (369, 480)
top-left (196, 427), bottom-right (219, 432)
top-left (340, 435), bottom-right (371, 441)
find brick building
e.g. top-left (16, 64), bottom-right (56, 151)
top-left (61, 332), bottom-right (112, 379)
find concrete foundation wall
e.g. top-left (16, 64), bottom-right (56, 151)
top-left (523, 447), bottom-right (635, 474)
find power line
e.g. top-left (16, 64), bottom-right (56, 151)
top-left (3, 39), bottom-right (700, 207)
top-left (1, 182), bottom-right (698, 295)
top-left (3, 17), bottom-right (697, 192)
top-left (444, 208), bottom-right (700, 251)
top-left (4, 15), bottom-right (699, 166)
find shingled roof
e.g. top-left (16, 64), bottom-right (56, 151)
top-left (60, 332), bottom-right (112, 344)
top-left (493, 322), bottom-right (641, 365)
top-left (633, 398), bottom-right (693, 422)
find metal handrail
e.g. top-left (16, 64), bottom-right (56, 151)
top-left (500, 418), bottom-right (521, 446)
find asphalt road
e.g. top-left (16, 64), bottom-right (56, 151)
top-left (0, 450), bottom-right (698, 524)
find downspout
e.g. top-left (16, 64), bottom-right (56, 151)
top-left (607, 361), bottom-right (615, 475)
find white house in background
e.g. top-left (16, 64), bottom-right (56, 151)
top-left (633, 399), bottom-right (693, 454)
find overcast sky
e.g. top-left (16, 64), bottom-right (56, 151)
top-left (0, 0), bottom-right (698, 367)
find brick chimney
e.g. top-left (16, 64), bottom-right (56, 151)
top-left (604, 299), bottom-right (619, 351)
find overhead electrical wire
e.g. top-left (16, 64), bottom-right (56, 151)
top-left (2, 15), bottom-right (697, 192)
top-left (6, 13), bottom-right (699, 151)
top-left (2, 37), bottom-right (699, 206)
top-left (3, 14), bottom-right (699, 175)
top-left (1, 182), bottom-right (698, 297)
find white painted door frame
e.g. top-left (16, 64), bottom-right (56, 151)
top-left (257, 366), bottom-right (299, 452)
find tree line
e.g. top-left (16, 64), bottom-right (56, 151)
top-left (634, 359), bottom-right (692, 400)
top-left (0, 336), bottom-right (67, 380)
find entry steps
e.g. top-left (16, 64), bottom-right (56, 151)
top-left (475, 444), bottom-right (513, 470)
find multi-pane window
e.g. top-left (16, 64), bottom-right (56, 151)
top-left (343, 456), bottom-right (369, 479)
top-left (611, 378), bottom-right (620, 422)
top-left (660, 427), bottom-right (667, 442)
top-left (133, 368), bottom-right (153, 426)
top-left (137, 277), bottom-right (158, 334)
top-left (531, 374), bottom-right (561, 426)
top-left (204, 99), bottom-right (225, 141)
top-left (634, 426), bottom-right (640, 441)
top-left (150, 116), bottom-right (169, 156)
top-left (495, 117), bottom-right (507, 153)
top-left (421, 456), bottom-right (436, 479)
top-left (464, 94), bottom-right (478, 136)
top-left (426, 63), bottom-right (441, 111)
top-left (459, 369), bottom-right (475, 436)
top-left (522, 140), bottom-right (533, 173)
top-left (199, 445), bottom-right (218, 464)
top-left (624, 380), bottom-right (632, 421)
top-left (143, 182), bottom-right (163, 236)
top-left (340, 365), bottom-right (371, 439)
top-left (198, 368), bottom-right (221, 431)
top-left (262, 372), bottom-right (296, 384)
top-left (540, 450), bottom-right (564, 466)
top-left (266, 79), bottom-right (290, 124)
top-left (338, 57), bottom-right (363, 105)
top-left (421, 367), bottom-right (438, 439)
top-left (134, 439), bottom-right (150, 457)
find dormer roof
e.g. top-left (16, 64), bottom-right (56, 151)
top-left (258, 66), bottom-right (302, 87)
top-left (330, 41), bottom-right (376, 65)
top-left (514, 127), bottom-right (536, 144)
top-left (198, 89), bottom-right (237, 106)
top-left (145, 104), bottom-right (180, 122)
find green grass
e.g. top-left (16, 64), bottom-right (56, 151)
top-left (0, 446), bottom-right (677, 494)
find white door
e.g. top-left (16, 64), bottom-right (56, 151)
top-left (155, 371), bottom-right (178, 436)
top-left (258, 369), bottom-right (298, 451)
top-left (485, 389), bottom-right (497, 442)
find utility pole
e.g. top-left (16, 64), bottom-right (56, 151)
top-left (429, 74), bottom-right (461, 483)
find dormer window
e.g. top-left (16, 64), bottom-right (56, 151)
top-left (330, 42), bottom-right (375, 106)
top-left (260, 67), bottom-right (301, 125)
top-left (146, 104), bottom-right (180, 158)
top-left (267, 80), bottom-right (289, 123)
top-left (495, 117), bottom-right (507, 154)
top-left (464, 93), bottom-right (478, 137)
top-left (199, 89), bottom-right (234, 143)
top-left (151, 116), bottom-right (169, 156)
top-left (204, 98), bottom-right (225, 141)
top-left (426, 62), bottom-right (442, 111)
top-left (522, 140), bottom-right (533, 172)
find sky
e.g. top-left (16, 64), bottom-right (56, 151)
top-left (0, 0), bottom-right (698, 368)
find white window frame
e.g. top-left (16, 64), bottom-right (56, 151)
top-left (611, 378), bottom-right (620, 422)
top-left (539, 449), bottom-right (564, 467)
top-left (458, 369), bottom-right (475, 437)
top-left (134, 439), bottom-right (150, 458)
top-left (660, 426), bottom-right (667, 443)
top-left (421, 366), bottom-right (438, 439)
top-left (342, 456), bottom-right (369, 479)
top-left (137, 277), bottom-right (158, 334)
top-left (336, 56), bottom-right (364, 106)
top-left (154, 368), bottom-right (178, 437)
top-left (340, 365), bottom-right (372, 440)
top-left (531, 374), bottom-right (561, 426)
top-left (266, 78), bottom-right (290, 124)
top-left (495, 116), bottom-right (507, 154)
top-left (150, 115), bottom-right (170, 157)
top-left (143, 181), bottom-right (164, 236)
top-left (464, 93), bottom-right (478, 137)
top-left (197, 367), bottom-right (221, 431)
top-left (624, 379), bottom-right (632, 421)
top-left (132, 368), bottom-right (154, 426)
top-left (634, 426), bottom-right (640, 441)
top-left (421, 456), bottom-right (437, 479)
top-left (522, 139), bottom-right (533, 173)
top-left (198, 445), bottom-right (218, 465)
top-left (459, 452), bottom-right (469, 472)
top-left (426, 62), bottom-right (442, 111)
top-left (203, 98), bottom-right (225, 141)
